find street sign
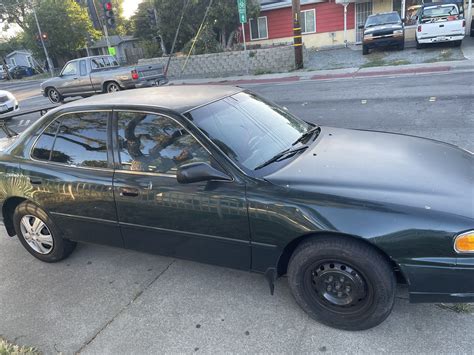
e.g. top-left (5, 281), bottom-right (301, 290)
top-left (237, 0), bottom-right (247, 24)
top-left (108, 47), bottom-right (116, 56)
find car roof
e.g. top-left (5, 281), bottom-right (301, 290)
top-left (368, 11), bottom-right (399, 17)
top-left (60, 85), bottom-right (244, 114)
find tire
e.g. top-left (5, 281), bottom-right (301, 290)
top-left (398, 41), bottom-right (405, 51)
top-left (13, 201), bottom-right (76, 262)
top-left (287, 236), bottom-right (396, 331)
top-left (416, 39), bottom-right (423, 49)
top-left (47, 87), bottom-right (63, 104)
top-left (105, 81), bottom-right (121, 93)
top-left (362, 45), bottom-right (369, 55)
top-left (452, 40), bottom-right (462, 47)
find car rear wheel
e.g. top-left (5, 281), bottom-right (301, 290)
top-left (452, 40), bottom-right (462, 47)
top-left (416, 39), bottom-right (423, 49)
top-left (13, 201), bottom-right (76, 262)
top-left (105, 82), bottom-right (121, 93)
top-left (398, 41), bottom-right (405, 50)
top-left (47, 88), bottom-right (63, 104)
top-left (362, 45), bottom-right (369, 55)
top-left (287, 236), bottom-right (396, 330)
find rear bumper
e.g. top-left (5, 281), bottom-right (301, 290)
top-left (401, 260), bottom-right (474, 303)
top-left (417, 34), bottom-right (464, 44)
top-left (128, 76), bottom-right (169, 89)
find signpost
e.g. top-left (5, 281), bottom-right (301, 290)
top-left (237, 0), bottom-right (249, 74)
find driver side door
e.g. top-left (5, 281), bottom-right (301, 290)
top-left (112, 110), bottom-right (251, 270)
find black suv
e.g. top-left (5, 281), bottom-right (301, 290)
top-left (360, 12), bottom-right (405, 55)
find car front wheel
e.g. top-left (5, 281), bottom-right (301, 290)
top-left (47, 88), bottom-right (63, 104)
top-left (362, 45), bottom-right (369, 55)
top-left (288, 236), bottom-right (396, 330)
top-left (13, 201), bottom-right (76, 262)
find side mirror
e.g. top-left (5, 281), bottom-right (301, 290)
top-left (358, 24), bottom-right (365, 29)
top-left (177, 162), bottom-right (232, 184)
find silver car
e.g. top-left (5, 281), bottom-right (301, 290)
top-left (0, 90), bottom-right (19, 116)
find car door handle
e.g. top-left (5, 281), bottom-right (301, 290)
top-left (119, 187), bottom-right (139, 197)
top-left (29, 177), bottom-right (42, 185)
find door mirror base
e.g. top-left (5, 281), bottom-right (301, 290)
top-left (177, 162), bottom-right (232, 184)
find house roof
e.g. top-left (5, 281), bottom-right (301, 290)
top-left (89, 35), bottom-right (138, 49)
top-left (6, 50), bottom-right (32, 58)
top-left (259, 0), bottom-right (322, 10)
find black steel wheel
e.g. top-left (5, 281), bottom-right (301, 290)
top-left (288, 236), bottom-right (395, 330)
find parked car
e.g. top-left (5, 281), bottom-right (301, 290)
top-left (8, 65), bottom-right (35, 80)
top-left (0, 65), bottom-right (10, 80)
top-left (0, 90), bottom-right (19, 116)
top-left (40, 55), bottom-right (168, 104)
top-left (0, 86), bottom-right (472, 331)
top-left (415, 3), bottom-right (465, 48)
top-left (471, 16), bottom-right (474, 37)
top-left (361, 11), bottom-right (405, 55)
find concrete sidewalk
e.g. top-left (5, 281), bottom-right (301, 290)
top-left (168, 58), bottom-right (474, 86)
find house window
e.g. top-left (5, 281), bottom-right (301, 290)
top-left (301, 9), bottom-right (316, 34)
top-left (10, 58), bottom-right (16, 66)
top-left (249, 16), bottom-right (268, 40)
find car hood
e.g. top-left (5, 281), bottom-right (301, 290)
top-left (265, 127), bottom-right (473, 219)
top-left (40, 77), bottom-right (58, 89)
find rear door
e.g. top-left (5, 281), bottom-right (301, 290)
top-left (25, 110), bottom-right (122, 247)
top-left (111, 110), bottom-right (251, 270)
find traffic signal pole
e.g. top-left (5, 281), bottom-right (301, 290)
top-left (291, 0), bottom-right (303, 69)
top-left (32, 2), bottom-right (54, 77)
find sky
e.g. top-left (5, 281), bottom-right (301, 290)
top-left (122, 0), bottom-right (143, 19)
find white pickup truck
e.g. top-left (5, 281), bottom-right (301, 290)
top-left (415, 3), bottom-right (465, 48)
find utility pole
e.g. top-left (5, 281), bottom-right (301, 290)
top-left (32, 1), bottom-right (54, 77)
top-left (291, 0), bottom-right (303, 69)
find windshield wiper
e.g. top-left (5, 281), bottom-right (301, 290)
top-left (255, 146), bottom-right (308, 170)
top-left (292, 125), bottom-right (321, 146)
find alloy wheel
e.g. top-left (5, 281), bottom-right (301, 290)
top-left (19, 215), bottom-right (54, 255)
top-left (107, 83), bottom-right (120, 93)
top-left (48, 89), bottom-right (61, 103)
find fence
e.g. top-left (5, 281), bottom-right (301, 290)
top-left (138, 45), bottom-right (296, 79)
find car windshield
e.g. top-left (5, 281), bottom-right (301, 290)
top-left (365, 13), bottom-right (401, 27)
top-left (186, 92), bottom-right (311, 171)
top-left (422, 5), bottom-right (458, 18)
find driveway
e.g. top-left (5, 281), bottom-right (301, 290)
top-left (0, 233), bottom-right (473, 354)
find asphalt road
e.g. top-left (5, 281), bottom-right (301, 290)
top-left (0, 72), bottom-right (473, 354)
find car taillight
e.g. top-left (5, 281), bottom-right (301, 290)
top-left (417, 25), bottom-right (422, 32)
top-left (131, 69), bottom-right (139, 80)
top-left (462, 19), bottom-right (465, 27)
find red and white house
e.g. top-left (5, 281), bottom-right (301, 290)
top-left (243, 0), bottom-right (473, 48)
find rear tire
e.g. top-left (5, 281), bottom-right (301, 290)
top-left (105, 82), bottom-right (121, 93)
top-left (416, 39), bottom-right (423, 49)
top-left (362, 45), bottom-right (369, 55)
top-left (287, 236), bottom-right (396, 331)
top-left (452, 40), bottom-right (462, 47)
top-left (398, 41), bottom-right (405, 50)
top-left (13, 201), bottom-right (76, 262)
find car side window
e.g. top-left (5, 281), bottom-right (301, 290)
top-left (62, 62), bottom-right (78, 76)
top-left (79, 60), bottom-right (87, 76)
top-left (116, 112), bottom-right (210, 174)
top-left (31, 112), bottom-right (109, 168)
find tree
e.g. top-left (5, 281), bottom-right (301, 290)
top-left (0, 0), bottom-right (33, 32)
top-left (23, 0), bottom-right (100, 63)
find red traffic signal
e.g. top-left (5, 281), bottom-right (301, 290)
top-left (104, 2), bottom-right (112, 11)
top-left (103, 1), bottom-right (116, 28)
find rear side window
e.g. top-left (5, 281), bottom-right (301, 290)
top-left (31, 112), bottom-right (109, 168)
top-left (79, 60), bottom-right (87, 76)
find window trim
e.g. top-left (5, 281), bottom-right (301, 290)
top-left (249, 16), bottom-right (269, 40)
top-left (111, 109), bottom-right (234, 181)
top-left (301, 9), bottom-right (316, 34)
top-left (29, 110), bottom-right (114, 172)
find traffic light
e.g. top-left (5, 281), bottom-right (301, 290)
top-left (147, 8), bottom-right (157, 26)
top-left (35, 32), bottom-right (49, 47)
top-left (103, 1), bottom-right (116, 28)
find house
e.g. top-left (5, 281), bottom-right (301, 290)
top-left (88, 35), bottom-right (143, 64)
top-left (244, 0), bottom-right (472, 48)
top-left (6, 50), bottom-right (38, 68)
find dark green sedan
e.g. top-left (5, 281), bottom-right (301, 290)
top-left (0, 86), bottom-right (472, 330)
